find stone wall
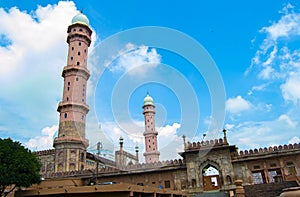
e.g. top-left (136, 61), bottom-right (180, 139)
top-left (244, 181), bottom-right (298, 197)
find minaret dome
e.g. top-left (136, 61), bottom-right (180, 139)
top-left (144, 93), bottom-right (154, 106)
top-left (71, 12), bottom-right (89, 26)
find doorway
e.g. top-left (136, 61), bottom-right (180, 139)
top-left (202, 165), bottom-right (221, 191)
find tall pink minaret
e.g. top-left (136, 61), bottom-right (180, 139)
top-left (53, 12), bottom-right (92, 172)
top-left (143, 93), bottom-right (160, 163)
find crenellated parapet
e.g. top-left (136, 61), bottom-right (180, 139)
top-left (185, 138), bottom-right (229, 151)
top-left (233, 143), bottom-right (300, 161)
top-left (34, 149), bottom-right (55, 156)
top-left (124, 159), bottom-right (185, 171)
top-left (42, 166), bottom-right (119, 179)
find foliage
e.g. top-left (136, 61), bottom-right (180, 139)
top-left (0, 138), bottom-right (41, 196)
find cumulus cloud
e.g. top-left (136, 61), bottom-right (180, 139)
top-left (25, 125), bottom-right (58, 150)
top-left (158, 123), bottom-right (181, 137)
top-left (108, 43), bottom-right (161, 76)
top-left (281, 72), bottom-right (300, 104)
top-left (226, 96), bottom-right (251, 113)
top-left (0, 2), bottom-right (78, 77)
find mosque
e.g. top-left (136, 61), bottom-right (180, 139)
top-left (16, 13), bottom-right (300, 197)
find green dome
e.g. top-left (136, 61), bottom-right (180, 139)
top-left (144, 93), bottom-right (154, 106)
top-left (71, 13), bottom-right (89, 26)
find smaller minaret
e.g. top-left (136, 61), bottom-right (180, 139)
top-left (143, 93), bottom-right (160, 163)
top-left (182, 135), bottom-right (186, 150)
top-left (119, 136), bottom-right (124, 151)
top-left (223, 129), bottom-right (228, 144)
top-left (135, 145), bottom-right (139, 162)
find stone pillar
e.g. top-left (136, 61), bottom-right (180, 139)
top-left (235, 180), bottom-right (245, 197)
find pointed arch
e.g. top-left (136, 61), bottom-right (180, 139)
top-left (199, 159), bottom-right (221, 174)
top-left (199, 160), bottom-right (223, 191)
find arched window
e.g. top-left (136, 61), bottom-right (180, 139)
top-left (80, 152), bottom-right (85, 162)
top-left (226, 175), bottom-right (232, 184)
top-left (287, 161), bottom-right (296, 176)
top-left (64, 113), bottom-right (67, 118)
top-left (79, 42), bottom-right (81, 46)
top-left (78, 51), bottom-right (80, 56)
top-left (77, 61), bottom-right (80, 66)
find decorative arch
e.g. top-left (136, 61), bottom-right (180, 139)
top-left (199, 159), bottom-right (221, 173)
top-left (199, 160), bottom-right (223, 191)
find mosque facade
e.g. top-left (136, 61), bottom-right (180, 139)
top-left (32, 13), bottom-right (300, 197)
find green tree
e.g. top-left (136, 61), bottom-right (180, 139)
top-left (0, 138), bottom-right (41, 197)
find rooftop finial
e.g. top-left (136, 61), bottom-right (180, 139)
top-left (223, 129), bottom-right (228, 144)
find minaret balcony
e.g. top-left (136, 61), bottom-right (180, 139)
top-left (53, 136), bottom-right (89, 148)
top-left (143, 151), bottom-right (160, 156)
top-left (62, 65), bottom-right (90, 79)
top-left (57, 101), bottom-right (89, 114)
top-left (143, 130), bottom-right (158, 136)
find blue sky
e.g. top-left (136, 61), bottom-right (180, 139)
top-left (0, 1), bottom-right (299, 161)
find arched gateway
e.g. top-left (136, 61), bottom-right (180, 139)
top-left (200, 161), bottom-right (222, 191)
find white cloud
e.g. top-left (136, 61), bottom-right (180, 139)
top-left (249, 4), bottom-right (300, 74)
top-left (278, 114), bottom-right (297, 128)
top-left (109, 43), bottom-right (161, 76)
top-left (288, 136), bottom-right (300, 144)
top-left (228, 112), bottom-right (299, 150)
top-left (158, 123), bottom-right (180, 137)
top-left (261, 8), bottom-right (300, 40)
top-left (226, 96), bottom-right (251, 113)
top-left (0, 2), bottom-right (78, 77)
top-left (248, 4), bottom-right (300, 107)
top-left (258, 65), bottom-right (276, 79)
top-left (25, 125), bottom-right (58, 150)
top-left (281, 72), bottom-right (300, 104)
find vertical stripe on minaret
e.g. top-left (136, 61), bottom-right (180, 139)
top-left (143, 93), bottom-right (160, 163)
top-left (53, 13), bottom-right (92, 172)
